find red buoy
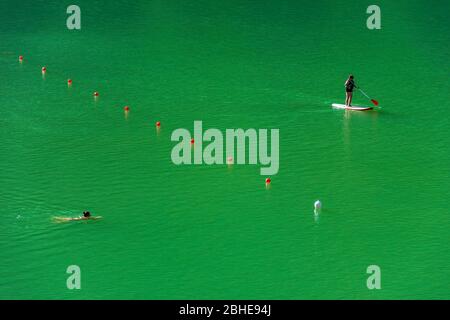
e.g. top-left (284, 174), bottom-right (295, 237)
top-left (156, 121), bottom-right (161, 127)
top-left (190, 138), bottom-right (195, 144)
top-left (41, 67), bottom-right (47, 73)
top-left (93, 91), bottom-right (99, 97)
top-left (265, 178), bottom-right (271, 184)
top-left (124, 106), bottom-right (130, 111)
top-left (67, 79), bottom-right (72, 85)
top-left (19, 55), bottom-right (23, 62)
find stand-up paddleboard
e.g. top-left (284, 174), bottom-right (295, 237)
top-left (332, 103), bottom-right (373, 111)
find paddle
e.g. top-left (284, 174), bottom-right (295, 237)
top-left (357, 88), bottom-right (379, 106)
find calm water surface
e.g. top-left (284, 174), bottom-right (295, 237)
top-left (0, 0), bottom-right (448, 299)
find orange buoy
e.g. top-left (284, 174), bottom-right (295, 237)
top-left (156, 121), bottom-right (161, 127)
top-left (227, 156), bottom-right (233, 164)
top-left (124, 106), bottom-right (130, 111)
top-left (265, 178), bottom-right (271, 184)
top-left (93, 91), bottom-right (99, 97)
top-left (190, 138), bottom-right (195, 144)
top-left (67, 79), bottom-right (72, 85)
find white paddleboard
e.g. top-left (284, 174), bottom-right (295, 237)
top-left (332, 103), bottom-right (373, 111)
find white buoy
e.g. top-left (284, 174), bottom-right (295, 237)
top-left (314, 200), bottom-right (321, 214)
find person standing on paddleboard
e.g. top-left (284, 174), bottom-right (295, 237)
top-left (345, 75), bottom-right (357, 106)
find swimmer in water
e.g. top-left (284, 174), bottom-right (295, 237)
top-left (54, 211), bottom-right (101, 222)
top-left (82, 211), bottom-right (91, 218)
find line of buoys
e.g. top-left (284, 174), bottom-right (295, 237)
top-left (21, 56), bottom-right (159, 135)
top-left (17, 55), bottom-right (278, 190)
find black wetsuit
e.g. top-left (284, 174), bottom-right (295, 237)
top-left (345, 79), bottom-right (356, 92)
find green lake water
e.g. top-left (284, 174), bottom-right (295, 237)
top-left (0, 0), bottom-right (449, 299)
